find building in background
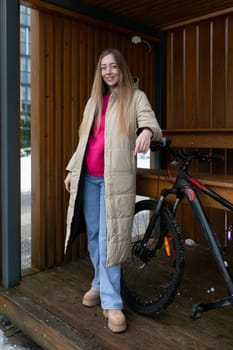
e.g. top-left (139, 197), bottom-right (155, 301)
top-left (20, 5), bottom-right (31, 152)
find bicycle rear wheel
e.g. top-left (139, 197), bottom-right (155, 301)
top-left (121, 199), bottom-right (184, 316)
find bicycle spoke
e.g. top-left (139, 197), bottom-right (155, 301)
top-left (121, 200), bottom-right (184, 316)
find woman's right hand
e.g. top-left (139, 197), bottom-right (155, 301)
top-left (64, 172), bottom-right (71, 192)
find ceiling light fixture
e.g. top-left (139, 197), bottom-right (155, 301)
top-left (131, 35), bottom-right (152, 52)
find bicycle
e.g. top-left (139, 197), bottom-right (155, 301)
top-left (121, 138), bottom-right (233, 319)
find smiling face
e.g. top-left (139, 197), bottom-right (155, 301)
top-left (100, 53), bottom-right (121, 92)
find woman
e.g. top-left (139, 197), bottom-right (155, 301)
top-left (64, 48), bottom-right (162, 332)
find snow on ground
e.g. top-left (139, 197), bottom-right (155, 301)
top-left (0, 329), bottom-right (28, 350)
top-left (20, 154), bottom-right (31, 193)
top-left (137, 152), bottom-right (150, 168)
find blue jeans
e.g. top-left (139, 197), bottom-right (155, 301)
top-left (83, 173), bottom-right (122, 310)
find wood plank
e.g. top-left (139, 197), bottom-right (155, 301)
top-left (45, 13), bottom-right (55, 268)
top-left (198, 21), bottom-right (211, 127)
top-left (166, 31), bottom-right (172, 122)
top-left (0, 288), bottom-right (102, 350)
top-left (169, 28), bottom-right (184, 128)
top-left (136, 168), bottom-right (233, 209)
top-left (54, 15), bottom-right (64, 264)
top-left (163, 128), bottom-right (233, 148)
top-left (184, 24), bottom-right (197, 128)
top-left (15, 273), bottom-right (145, 350)
top-left (226, 15), bottom-right (233, 128)
top-left (1, 254), bottom-right (233, 350)
top-left (212, 16), bottom-right (226, 128)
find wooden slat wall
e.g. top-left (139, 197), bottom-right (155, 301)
top-left (167, 15), bottom-right (233, 130)
top-left (166, 13), bottom-right (233, 245)
top-left (30, 5), bottom-right (157, 269)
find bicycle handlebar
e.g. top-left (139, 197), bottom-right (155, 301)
top-left (150, 137), bottom-right (171, 152)
top-left (150, 138), bottom-right (224, 162)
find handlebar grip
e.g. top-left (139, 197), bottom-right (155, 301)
top-left (150, 138), bottom-right (170, 152)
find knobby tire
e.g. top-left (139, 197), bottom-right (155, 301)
top-left (121, 199), bottom-right (184, 316)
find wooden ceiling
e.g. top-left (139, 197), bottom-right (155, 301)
top-left (81, 0), bottom-right (233, 29)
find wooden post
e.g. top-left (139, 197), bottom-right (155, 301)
top-left (0, 0), bottom-right (20, 286)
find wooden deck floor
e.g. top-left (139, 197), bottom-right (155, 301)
top-left (0, 245), bottom-right (233, 350)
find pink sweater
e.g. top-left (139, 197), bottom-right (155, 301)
top-left (85, 95), bottom-right (110, 176)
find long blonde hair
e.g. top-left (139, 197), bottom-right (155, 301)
top-left (79, 49), bottom-right (135, 135)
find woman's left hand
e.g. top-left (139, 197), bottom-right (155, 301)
top-left (134, 128), bottom-right (153, 155)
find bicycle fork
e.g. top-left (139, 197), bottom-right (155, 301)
top-left (135, 197), bottom-right (167, 262)
top-left (185, 189), bottom-right (233, 318)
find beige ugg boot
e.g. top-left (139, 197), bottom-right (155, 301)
top-left (82, 288), bottom-right (100, 307)
top-left (103, 309), bottom-right (127, 333)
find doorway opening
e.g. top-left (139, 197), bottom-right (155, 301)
top-left (20, 5), bottom-right (31, 271)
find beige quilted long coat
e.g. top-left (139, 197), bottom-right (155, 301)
top-left (65, 88), bottom-right (162, 267)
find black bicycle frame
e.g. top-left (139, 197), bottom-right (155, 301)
top-left (161, 173), bottom-right (233, 296)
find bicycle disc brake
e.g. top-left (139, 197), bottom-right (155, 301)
top-left (132, 241), bottom-right (154, 264)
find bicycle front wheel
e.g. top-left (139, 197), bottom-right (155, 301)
top-left (121, 199), bottom-right (184, 316)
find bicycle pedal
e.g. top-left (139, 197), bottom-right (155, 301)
top-left (190, 303), bottom-right (203, 320)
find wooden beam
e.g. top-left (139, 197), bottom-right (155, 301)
top-left (163, 129), bottom-right (233, 148)
top-left (163, 6), bottom-right (233, 30)
top-left (20, 0), bottom-right (161, 41)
